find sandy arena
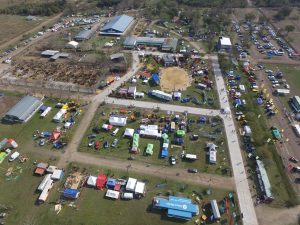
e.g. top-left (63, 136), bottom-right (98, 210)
top-left (160, 67), bottom-right (190, 92)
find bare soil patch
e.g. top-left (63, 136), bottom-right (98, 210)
top-left (0, 95), bottom-right (21, 116)
top-left (160, 67), bottom-right (190, 92)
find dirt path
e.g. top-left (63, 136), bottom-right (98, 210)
top-left (0, 13), bottom-right (62, 51)
top-left (255, 204), bottom-right (300, 225)
top-left (69, 151), bottom-right (235, 189)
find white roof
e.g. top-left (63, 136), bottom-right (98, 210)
top-left (220, 37), bottom-right (232, 46)
top-left (210, 199), bottom-right (221, 219)
top-left (209, 149), bottom-right (217, 164)
top-left (293, 124), bottom-right (300, 137)
top-left (135, 181), bottom-right (145, 194)
top-left (109, 115), bottom-right (127, 126)
top-left (126, 177), bottom-right (137, 191)
top-left (124, 128), bottom-right (134, 137)
top-left (106, 190), bottom-right (120, 199)
top-left (51, 169), bottom-right (63, 180)
top-left (185, 154), bottom-right (197, 160)
top-left (67, 41), bottom-right (79, 47)
top-left (140, 125), bottom-right (158, 130)
top-left (276, 89), bottom-right (290, 94)
top-left (87, 175), bottom-right (97, 187)
top-left (140, 129), bottom-right (162, 138)
top-left (47, 165), bottom-right (57, 173)
top-left (244, 126), bottom-right (252, 134)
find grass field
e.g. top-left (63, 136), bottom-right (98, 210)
top-left (219, 59), bottom-right (299, 207)
top-left (0, 15), bottom-right (45, 46)
top-left (78, 104), bottom-right (231, 176)
top-left (0, 96), bottom-right (84, 154)
top-left (28, 162), bottom-right (241, 225)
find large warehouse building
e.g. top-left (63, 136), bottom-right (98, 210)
top-left (100, 15), bottom-right (134, 36)
top-left (3, 95), bottom-right (43, 123)
top-left (123, 36), bottom-right (178, 52)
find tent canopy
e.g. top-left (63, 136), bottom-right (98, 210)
top-left (96, 174), bottom-right (107, 189)
top-left (145, 143), bottom-right (154, 155)
top-left (124, 128), bottom-right (134, 137)
top-left (63, 188), bottom-right (80, 199)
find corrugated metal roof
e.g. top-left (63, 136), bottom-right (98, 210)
top-left (101, 15), bottom-right (134, 33)
top-left (75, 29), bottom-right (93, 40)
top-left (4, 95), bottom-right (43, 122)
top-left (256, 160), bottom-right (273, 199)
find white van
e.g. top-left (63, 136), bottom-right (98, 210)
top-left (121, 192), bottom-right (134, 200)
top-left (112, 128), bottom-right (119, 136)
top-left (9, 152), bottom-right (20, 162)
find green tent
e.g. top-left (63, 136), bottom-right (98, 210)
top-left (145, 143), bottom-right (154, 155)
top-left (131, 134), bottom-right (140, 152)
top-left (161, 133), bottom-right (168, 140)
top-left (0, 152), bottom-right (7, 164)
top-left (176, 130), bottom-right (186, 137)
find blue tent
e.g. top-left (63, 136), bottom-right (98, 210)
top-left (151, 74), bottom-right (160, 85)
top-left (63, 188), bottom-right (80, 199)
top-left (256, 98), bottom-right (263, 104)
top-left (161, 147), bottom-right (168, 158)
top-left (106, 178), bottom-right (116, 189)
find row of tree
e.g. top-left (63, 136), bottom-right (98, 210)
top-left (254, 0), bottom-right (300, 7)
top-left (0, 0), bottom-right (66, 16)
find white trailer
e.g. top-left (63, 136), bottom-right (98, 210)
top-left (38, 179), bottom-right (53, 203)
top-left (37, 174), bottom-right (52, 192)
top-left (210, 199), bottom-right (221, 219)
top-left (149, 90), bottom-right (172, 101)
top-left (184, 154), bottom-right (197, 160)
top-left (40, 107), bottom-right (52, 118)
top-left (52, 109), bottom-right (66, 123)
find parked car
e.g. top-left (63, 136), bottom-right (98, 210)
top-left (95, 141), bottom-right (100, 149)
top-left (188, 168), bottom-right (198, 173)
top-left (88, 134), bottom-right (96, 139)
top-left (103, 141), bottom-right (109, 148)
top-left (111, 139), bottom-right (118, 147)
top-left (9, 152), bottom-right (20, 162)
top-left (88, 140), bottom-right (95, 147)
top-left (289, 156), bottom-right (299, 163)
top-left (39, 139), bottom-right (45, 146)
top-left (169, 155), bottom-right (176, 165)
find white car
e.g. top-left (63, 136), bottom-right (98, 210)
top-left (9, 152), bottom-right (20, 162)
top-left (272, 84), bottom-right (280, 88)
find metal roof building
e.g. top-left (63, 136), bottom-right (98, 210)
top-left (152, 196), bottom-right (199, 220)
top-left (74, 29), bottom-right (93, 41)
top-left (256, 160), bottom-right (273, 202)
top-left (3, 95), bottom-right (43, 123)
top-left (100, 15), bottom-right (134, 36)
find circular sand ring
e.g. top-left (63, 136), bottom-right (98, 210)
top-left (160, 67), bottom-right (190, 92)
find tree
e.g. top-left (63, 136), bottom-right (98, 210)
top-left (245, 12), bottom-right (256, 21)
top-left (274, 6), bottom-right (292, 20)
top-left (285, 24), bottom-right (295, 33)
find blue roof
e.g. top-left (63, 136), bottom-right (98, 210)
top-left (154, 196), bottom-right (198, 215)
top-left (106, 178), bottom-right (116, 188)
top-left (235, 99), bottom-right (242, 105)
top-left (101, 15), bottom-right (134, 34)
top-left (168, 209), bottom-right (192, 220)
top-left (63, 188), bottom-right (79, 199)
top-left (169, 196), bottom-right (192, 204)
top-left (161, 148), bottom-right (168, 158)
top-left (152, 74), bottom-right (160, 83)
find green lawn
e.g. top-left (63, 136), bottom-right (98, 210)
top-left (0, 97), bottom-right (84, 154)
top-left (78, 105), bottom-right (231, 176)
top-left (219, 59), bottom-right (299, 207)
top-left (33, 162), bottom-right (242, 225)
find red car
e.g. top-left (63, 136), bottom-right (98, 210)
top-left (95, 141), bottom-right (101, 150)
top-left (289, 156), bottom-right (299, 163)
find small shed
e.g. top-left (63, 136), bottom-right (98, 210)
top-left (106, 190), bottom-right (120, 199)
top-left (63, 188), bottom-right (80, 199)
top-left (124, 128), bottom-right (134, 137)
top-left (35, 162), bottom-right (49, 176)
top-left (51, 169), bottom-right (64, 181)
top-left (96, 174), bottom-right (107, 190)
top-left (135, 181), bottom-right (146, 196)
top-left (87, 175), bottom-right (97, 187)
top-left (151, 74), bottom-right (160, 85)
top-left (126, 177), bottom-right (137, 191)
top-left (66, 41), bottom-right (79, 49)
top-left (106, 178), bottom-right (117, 189)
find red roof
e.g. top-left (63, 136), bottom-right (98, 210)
top-left (35, 167), bottom-right (46, 176)
top-left (96, 174), bottom-right (107, 190)
top-left (50, 131), bottom-right (61, 142)
top-left (114, 183), bottom-right (121, 191)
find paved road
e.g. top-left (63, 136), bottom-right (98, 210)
top-left (211, 55), bottom-right (259, 225)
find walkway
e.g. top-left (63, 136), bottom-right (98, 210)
top-left (211, 55), bottom-right (259, 225)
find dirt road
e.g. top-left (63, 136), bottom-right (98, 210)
top-left (0, 13), bottom-right (62, 51)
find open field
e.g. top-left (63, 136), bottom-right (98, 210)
top-left (0, 15), bottom-right (45, 46)
top-left (30, 162), bottom-right (241, 225)
top-left (219, 57), bottom-right (299, 207)
top-left (160, 67), bottom-right (190, 91)
top-left (78, 104), bottom-right (231, 176)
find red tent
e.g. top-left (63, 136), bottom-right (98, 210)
top-left (96, 174), bottom-right (107, 190)
top-left (49, 131), bottom-right (61, 142)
